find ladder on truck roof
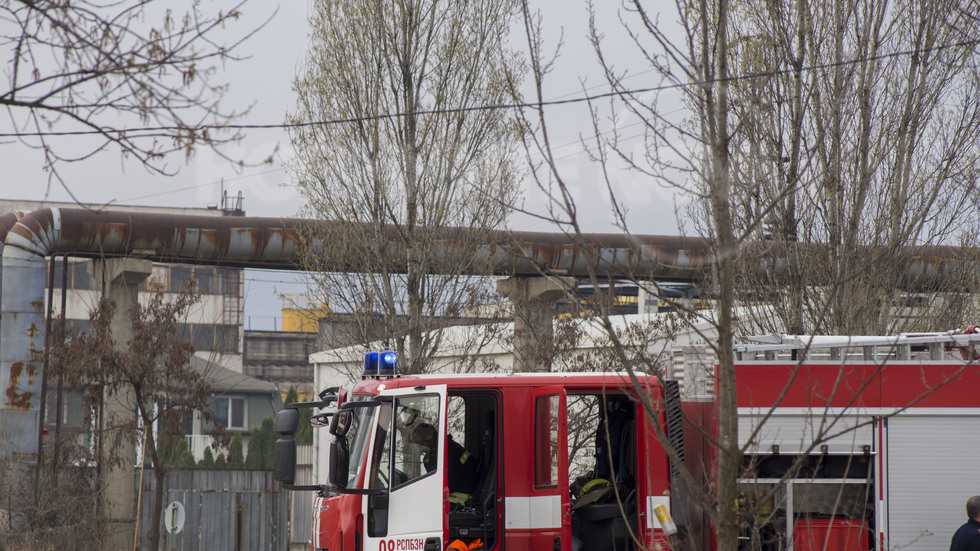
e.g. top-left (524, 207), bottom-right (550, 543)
top-left (734, 331), bottom-right (980, 362)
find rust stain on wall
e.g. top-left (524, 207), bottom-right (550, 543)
top-left (4, 362), bottom-right (36, 410)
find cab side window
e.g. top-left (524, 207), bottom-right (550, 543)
top-left (393, 394), bottom-right (440, 489)
top-left (534, 393), bottom-right (560, 489)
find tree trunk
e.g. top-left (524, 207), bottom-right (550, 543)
top-left (147, 429), bottom-right (166, 551)
top-left (710, 1), bottom-right (741, 549)
top-left (401, 4), bottom-right (423, 376)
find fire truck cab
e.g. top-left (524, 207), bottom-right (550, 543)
top-left (275, 352), bottom-right (682, 551)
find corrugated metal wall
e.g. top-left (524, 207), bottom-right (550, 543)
top-left (290, 444), bottom-right (314, 546)
top-left (290, 492), bottom-right (313, 547)
top-left (885, 415), bottom-right (980, 551)
top-left (135, 469), bottom-right (289, 551)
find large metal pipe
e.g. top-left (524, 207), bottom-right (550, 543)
top-left (0, 208), bottom-right (713, 275)
top-left (0, 207), bottom-right (713, 461)
top-left (5, 208), bottom-right (974, 461)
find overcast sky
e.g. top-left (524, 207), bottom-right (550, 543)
top-left (0, 0), bottom-right (691, 324)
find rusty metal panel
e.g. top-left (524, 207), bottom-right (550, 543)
top-left (0, 250), bottom-right (49, 462)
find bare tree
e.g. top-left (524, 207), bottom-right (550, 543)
top-left (49, 287), bottom-right (217, 551)
top-left (1, 0), bottom-right (265, 200)
top-left (0, 427), bottom-right (103, 551)
top-left (722, 0), bottom-right (980, 335)
top-left (287, 0), bottom-right (523, 373)
top-left (511, 0), bottom-right (980, 549)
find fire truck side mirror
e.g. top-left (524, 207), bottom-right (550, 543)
top-left (274, 409), bottom-right (300, 485)
top-left (274, 434), bottom-right (297, 485)
top-left (328, 439), bottom-right (348, 488)
top-left (330, 409), bottom-right (353, 437)
top-left (310, 412), bottom-right (333, 427)
top-left (275, 408), bottom-right (300, 435)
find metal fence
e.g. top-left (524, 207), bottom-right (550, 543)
top-left (135, 469), bottom-right (289, 551)
top-left (290, 444), bottom-right (314, 547)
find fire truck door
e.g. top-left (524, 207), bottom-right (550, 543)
top-left (365, 385), bottom-right (448, 551)
top-left (512, 386), bottom-right (570, 550)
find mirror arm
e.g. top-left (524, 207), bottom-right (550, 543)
top-left (334, 488), bottom-right (387, 496)
top-left (282, 484), bottom-right (327, 492)
top-left (286, 399), bottom-right (332, 410)
top-left (319, 387), bottom-right (341, 401)
top-left (310, 412), bottom-right (334, 426)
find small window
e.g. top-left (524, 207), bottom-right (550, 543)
top-left (447, 395), bottom-right (466, 447)
top-left (534, 394), bottom-right (559, 488)
top-left (214, 396), bottom-right (247, 430)
top-left (192, 324), bottom-right (215, 351)
top-left (194, 267), bottom-right (216, 293)
top-left (215, 325), bottom-right (240, 353)
top-left (69, 319), bottom-right (93, 334)
top-left (170, 266), bottom-right (193, 293)
top-left (218, 267), bottom-right (241, 296)
top-left (72, 262), bottom-right (95, 290)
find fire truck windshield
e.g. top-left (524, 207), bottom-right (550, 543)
top-left (340, 404), bottom-right (379, 489)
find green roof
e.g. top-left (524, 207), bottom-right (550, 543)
top-left (190, 355), bottom-right (277, 395)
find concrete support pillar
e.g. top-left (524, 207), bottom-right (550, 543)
top-left (89, 258), bottom-right (152, 550)
top-left (497, 276), bottom-right (573, 372)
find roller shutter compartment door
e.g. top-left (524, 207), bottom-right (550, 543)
top-left (886, 415), bottom-right (980, 551)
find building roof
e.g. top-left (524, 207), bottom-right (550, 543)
top-left (190, 354), bottom-right (278, 395)
top-left (309, 305), bottom-right (779, 372)
top-left (309, 311), bottom-right (718, 366)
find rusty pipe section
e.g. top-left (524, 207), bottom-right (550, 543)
top-left (45, 208), bottom-right (712, 275)
top-left (0, 208), bottom-right (715, 274)
top-left (0, 207), bottom-right (713, 461)
top-left (482, 230), bottom-right (713, 279)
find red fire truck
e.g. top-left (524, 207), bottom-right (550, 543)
top-left (276, 332), bottom-right (980, 551)
top-left (721, 333), bottom-right (980, 551)
top-left (275, 351), bottom-right (691, 551)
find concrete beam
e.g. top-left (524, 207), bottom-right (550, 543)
top-left (497, 276), bottom-right (573, 372)
top-left (89, 258), bottom-right (152, 550)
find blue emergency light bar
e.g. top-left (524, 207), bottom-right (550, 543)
top-left (363, 350), bottom-right (398, 378)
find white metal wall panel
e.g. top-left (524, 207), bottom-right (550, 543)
top-left (738, 410), bottom-right (874, 454)
top-left (886, 415), bottom-right (980, 551)
top-left (505, 496), bottom-right (563, 529)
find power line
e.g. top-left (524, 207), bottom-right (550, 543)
top-left (2, 38), bottom-right (976, 139)
top-left (118, 167), bottom-right (286, 203)
top-left (243, 274), bottom-right (309, 285)
top-left (111, 108), bottom-right (682, 206)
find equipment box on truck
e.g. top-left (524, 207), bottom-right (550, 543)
top-left (720, 334), bottom-right (980, 551)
